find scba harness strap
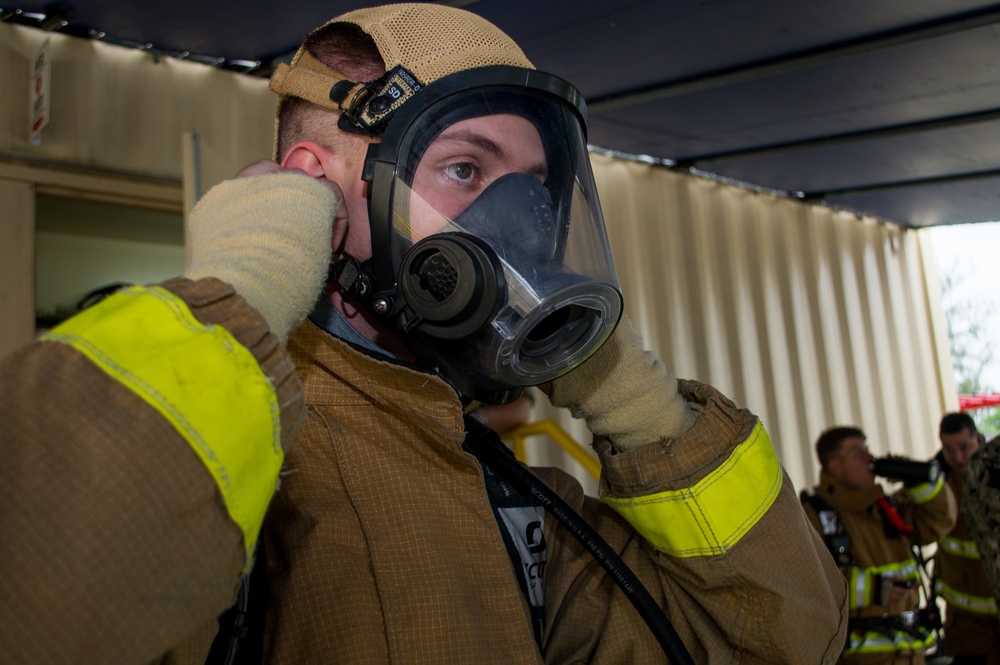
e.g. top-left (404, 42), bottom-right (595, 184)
top-left (207, 420), bottom-right (697, 665)
top-left (799, 491), bottom-right (852, 567)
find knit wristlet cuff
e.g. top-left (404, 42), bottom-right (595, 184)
top-left (549, 315), bottom-right (696, 451)
top-left (184, 172), bottom-right (339, 341)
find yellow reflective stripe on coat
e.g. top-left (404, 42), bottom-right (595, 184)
top-left (845, 628), bottom-right (934, 654)
top-left (848, 560), bottom-right (921, 609)
top-left (42, 286), bottom-right (282, 566)
top-left (849, 567), bottom-right (872, 609)
top-left (940, 535), bottom-right (980, 559)
top-left (905, 474), bottom-right (944, 504)
top-left (935, 579), bottom-right (998, 615)
top-left (602, 421), bottom-right (781, 557)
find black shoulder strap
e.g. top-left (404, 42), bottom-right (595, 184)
top-left (799, 489), bottom-right (827, 513)
top-left (462, 416), bottom-right (695, 665)
top-left (800, 490), bottom-right (852, 567)
top-left (204, 544), bottom-right (269, 665)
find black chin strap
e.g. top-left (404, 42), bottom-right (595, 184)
top-left (328, 252), bottom-right (371, 302)
top-left (463, 417), bottom-right (695, 664)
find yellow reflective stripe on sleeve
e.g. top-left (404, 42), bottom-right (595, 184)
top-left (602, 421), bottom-right (782, 557)
top-left (42, 286), bottom-right (282, 567)
top-left (846, 628), bottom-right (934, 654)
top-left (849, 567), bottom-right (872, 609)
top-left (847, 559), bottom-right (920, 610)
top-left (940, 536), bottom-right (981, 559)
top-left (906, 474), bottom-right (944, 504)
top-left (847, 559), bottom-right (921, 609)
top-left (935, 579), bottom-right (998, 615)
top-left (871, 559), bottom-right (921, 582)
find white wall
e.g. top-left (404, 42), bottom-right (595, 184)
top-left (34, 195), bottom-right (185, 318)
top-left (0, 22), bottom-right (268, 356)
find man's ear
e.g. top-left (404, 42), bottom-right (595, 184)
top-left (825, 458), bottom-right (840, 478)
top-left (280, 141), bottom-right (335, 179)
top-left (280, 141), bottom-right (350, 253)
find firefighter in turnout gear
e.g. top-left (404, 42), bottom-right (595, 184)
top-left (934, 413), bottom-right (1000, 664)
top-left (803, 426), bottom-right (957, 664)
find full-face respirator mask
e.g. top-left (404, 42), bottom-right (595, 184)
top-left (326, 65), bottom-right (623, 404)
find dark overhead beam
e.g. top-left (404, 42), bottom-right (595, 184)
top-left (589, 4), bottom-right (1000, 114)
top-left (675, 107), bottom-right (1000, 167)
top-left (800, 166), bottom-right (1000, 200)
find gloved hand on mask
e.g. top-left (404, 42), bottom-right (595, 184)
top-left (184, 161), bottom-right (346, 341)
top-left (549, 315), bottom-right (697, 452)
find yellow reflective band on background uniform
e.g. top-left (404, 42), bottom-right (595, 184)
top-left (935, 579), bottom-right (998, 615)
top-left (906, 474), bottom-right (943, 504)
top-left (602, 421), bottom-right (782, 557)
top-left (42, 286), bottom-right (282, 566)
top-left (849, 567), bottom-right (872, 609)
top-left (845, 628), bottom-right (934, 655)
top-left (940, 535), bottom-right (980, 559)
top-left (848, 560), bottom-right (921, 609)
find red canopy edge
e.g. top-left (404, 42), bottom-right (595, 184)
top-left (959, 394), bottom-right (1000, 411)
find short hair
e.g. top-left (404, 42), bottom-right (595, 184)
top-left (816, 426), bottom-right (866, 471)
top-left (939, 411), bottom-right (977, 437)
top-left (275, 22), bottom-right (386, 160)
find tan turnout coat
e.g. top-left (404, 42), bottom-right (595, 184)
top-left (260, 319), bottom-right (847, 663)
top-left (2, 280), bottom-right (847, 664)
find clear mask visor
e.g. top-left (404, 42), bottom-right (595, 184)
top-left (380, 87), bottom-right (623, 391)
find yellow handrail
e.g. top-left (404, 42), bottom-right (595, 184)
top-left (506, 419), bottom-right (601, 480)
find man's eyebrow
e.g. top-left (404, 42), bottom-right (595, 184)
top-left (437, 130), bottom-right (548, 178)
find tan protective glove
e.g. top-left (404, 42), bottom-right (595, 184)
top-left (184, 169), bottom-right (342, 341)
top-left (549, 315), bottom-right (697, 452)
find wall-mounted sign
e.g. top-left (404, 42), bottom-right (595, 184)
top-left (30, 39), bottom-right (51, 145)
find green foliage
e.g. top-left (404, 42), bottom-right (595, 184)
top-left (940, 268), bottom-right (1000, 438)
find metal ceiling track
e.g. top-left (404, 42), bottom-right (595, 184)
top-left (674, 107), bottom-right (1000, 167)
top-left (801, 166), bottom-right (1000, 200)
top-left (588, 3), bottom-right (1000, 114)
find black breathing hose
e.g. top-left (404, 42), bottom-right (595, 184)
top-left (464, 421), bottom-right (695, 665)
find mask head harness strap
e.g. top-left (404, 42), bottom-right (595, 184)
top-left (270, 51), bottom-right (424, 138)
top-left (269, 3), bottom-right (535, 150)
top-left (333, 65), bottom-right (424, 137)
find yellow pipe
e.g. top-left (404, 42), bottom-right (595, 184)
top-left (506, 419), bottom-right (602, 480)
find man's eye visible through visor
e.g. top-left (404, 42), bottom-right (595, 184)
top-left (443, 162), bottom-right (479, 186)
top-left (410, 113), bottom-right (548, 226)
